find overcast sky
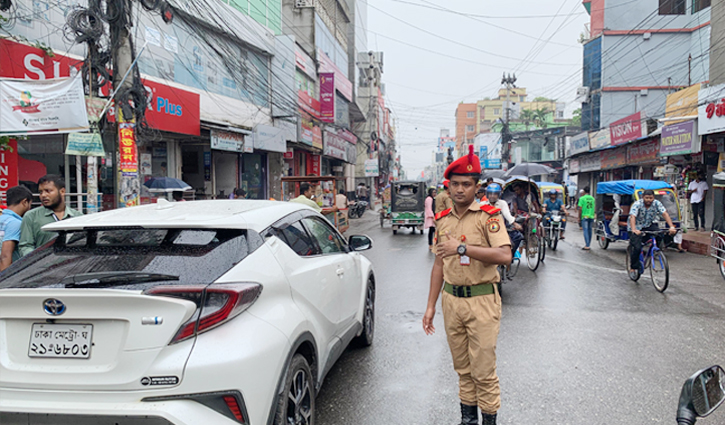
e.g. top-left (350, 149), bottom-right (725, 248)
top-left (366, 0), bottom-right (591, 178)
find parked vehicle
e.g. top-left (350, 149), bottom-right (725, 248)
top-left (595, 180), bottom-right (682, 249)
top-left (710, 172), bottom-right (725, 280)
top-left (390, 181), bottom-right (427, 235)
top-left (676, 365), bottom-right (725, 424)
top-left (349, 200), bottom-right (368, 218)
top-left (0, 200), bottom-right (375, 425)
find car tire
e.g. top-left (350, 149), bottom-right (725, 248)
top-left (273, 354), bottom-right (315, 425)
top-left (353, 279), bottom-right (375, 347)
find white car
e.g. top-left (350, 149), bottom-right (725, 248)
top-left (0, 200), bottom-right (375, 425)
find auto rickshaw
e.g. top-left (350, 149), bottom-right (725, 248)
top-left (503, 177), bottom-right (544, 270)
top-left (538, 182), bottom-right (567, 207)
top-left (281, 176), bottom-right (349, 233)
top-left (595, 180), bottom-right (681, 249)
top-left (709, 172), bottom-right (725, 280)
top-left (390, 181), bottom-right (426, 235)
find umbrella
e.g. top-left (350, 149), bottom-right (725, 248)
top-left (143, 177), bottom-right (192, 192)
top-left (503, 162), bottom-right (556, 179)
top-left (482, 169), bottom-right (507, 180)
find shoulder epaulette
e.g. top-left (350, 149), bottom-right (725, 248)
top-left (435, 208), bottom-right (452, 220)
top-left (480, 204), bottom-right (501, 215)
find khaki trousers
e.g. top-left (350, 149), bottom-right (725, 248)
top-left (441, 288), bottom-right (501, 414)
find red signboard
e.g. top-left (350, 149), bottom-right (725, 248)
top-left (610, 111), bottom-right (645, 146)
top-left (320, 73), bottom-right (335, 123)
top-left (306, 154), bottom-right (321, 176)
top-left (118, 121), bottom-right (138, 173)
top-left (0, 39), bottom-right (80, 79)
top-left (601, 146), bottom-right (627, 170)
top-left (0, 140), bottom-right (19, 207)
top-left (627, 139), bottom-right (660, 164)
top-left (317, 49), bottom-right (353, 101)
top-left (298, 90), bottom-right (321, 119)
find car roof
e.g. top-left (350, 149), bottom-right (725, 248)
top-left (42, 200), bottom-right (314, 233)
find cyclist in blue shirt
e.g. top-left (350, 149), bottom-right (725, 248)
top-left (627, 189), bottom-right (677, 274)
top-left (0, 185), bottom-right (34, 271)
top-left (542, 189), bottom-right (567, 240)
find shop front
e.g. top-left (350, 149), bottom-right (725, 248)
top-left (627, 137), bottom-right (661, 180)
top-left (208, 128), bottom-right (251, 199)
top-left (322, 128), bottom-right (357, 193)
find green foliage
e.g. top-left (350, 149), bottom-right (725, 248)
top-left (532, 96), bottom-right (555, 102)
top-left (571, 108), bottom-right (582, 127)
top-left (0, 136), bottom-right (14, 152)
top-left (534, 108), bottom-right (550, 129)
top-left (518, 109), bottom-right (536, 130)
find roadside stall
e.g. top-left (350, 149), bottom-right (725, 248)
top-left (281, 176), bottom-right (349, 233)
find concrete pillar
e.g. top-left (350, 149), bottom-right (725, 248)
top-left (711, 0), bottom-right (725, 85)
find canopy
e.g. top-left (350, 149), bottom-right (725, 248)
top-left (713, 172), bottom-right (725, 188)
top-left (538, 182), bottom-right (564, 192)
top-left (596, 180), bottom-right (672, 195)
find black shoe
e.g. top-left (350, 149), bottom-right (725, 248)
top-left (459, 403), bottom-right (478, 425)
top-left (482, 413), bottom-right (497, 425)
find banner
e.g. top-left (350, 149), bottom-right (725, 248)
top-left (610, 111), bottom-right (646, 146)
top-left (568, 131), bottom-right (590, 156)
top-left (65, 132), bottom-right (106, 156)
top-left (600, 146), bottom-right (627, 170)
top-left (211, 129), bottom-right (249, 153)
top-left (320, 73), bottom-right (335, 123)
top-left (627, 139), bottom-right (659, 164)
top-left (364, 158), bottom-right (379, 177)
top-left (660, 120), bottom-right (698, 156)
top-left (0, 139), bottom-right (18, 207)
top-left (118, 110), bottom-right (139, 208)
top-left (324, 128), bottom-right (352, 162)
top-left (698, 84), bottom-right (725, 136)
top-left (0, 74), bottom-right (89, 135)
top-left (589, 129), bottom-right (611, 150)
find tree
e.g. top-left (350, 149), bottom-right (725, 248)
top-left (534, 108), bottom-right (550, 129)
top-left (519, 109), bottom-right (536, 130)
top-left (533, 96), bottom-right (555, 102)
top-left (571, 108), bottom-right (582, 127)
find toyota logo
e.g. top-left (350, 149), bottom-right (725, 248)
top-left (43, 299), bottom-right (66, 316)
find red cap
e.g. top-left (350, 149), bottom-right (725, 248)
top-left (444, 145), bottom-right (481, 179)
top-left (442, 179), bottom-right (449, 188)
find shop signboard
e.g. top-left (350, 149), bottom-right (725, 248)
top-left (0, 74), bottom-right (89, 135)
top-left (610, 111), bottom-right (646, 146)
top-left (589, 129), bottom-right (611, 150)
top-left (119, 121), bottom-right (138, 174)
top-left (338, 128), bottom-right (357, 144)
top-left (364, 158), bottom-right (379, 177)
top-left (483, 159), bottom-right (501, 169)
top-left (627, 139), bottom-right (659, 164)
top-left (65, 132), bottom-right (105, 156)
top-left (253, 124), bottom-right (286, 153)
top-left (298, 90), bottom-right (321, 119)
top-left (660, 120), bottom-right (698, 156)
top-left (323, 129), bottom-right (348, 161)
top-left (295, 47), bottom-right (317, 80)
top-left (320, 73), bottom-right (335, 123)
top-left (601, 146), bottom-right (627, 170)
top-left (307, 154), bottom-right (321, 176)
top-left (698, 83), bottom-right (725, 135)
top-left (317, 48), bottom-right (353, 101)
top-left (569, 158), bottom-right (580, 174)
top-left (0, 139), bottom-right (19, 207)
top-left (568, 131), bottom-right (590, 157)
top-left (211, 129), bottom-right (248, 153)
top-left (312, 125), bottom-right (323, 150)
top-left (666, 83), bottom-right (700, 121)
top-left (579, 152), bottom-right (601, 172)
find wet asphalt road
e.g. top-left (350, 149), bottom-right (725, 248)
top-left (316, 211), bottom-right (725, 425)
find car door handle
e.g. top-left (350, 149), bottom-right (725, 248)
top-left (336, 268), bottom-right (345, 277)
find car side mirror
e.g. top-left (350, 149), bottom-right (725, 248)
top-left (677, 365), bottom-right (725, 423)
top-left (348, 235), bottom-right (373, 251)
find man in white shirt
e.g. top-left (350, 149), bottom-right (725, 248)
top-left (687, 173), bottom-right (709, 231)
top-left (484, 183), bottom-right (522, 257)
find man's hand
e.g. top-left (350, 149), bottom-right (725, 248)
top-left (513, 222), bottom-right (523, 231)
top-left (668, 226), bottom-right (677, 235)
top-left (422, 306), bottom-right (436, 335)
top-left (633, 229), bottom-right (642, 236)
top-left (435, 231), bottom-right (459, 258)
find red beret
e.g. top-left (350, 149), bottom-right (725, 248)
top-left (442, 179), bottom-right (449, 188)
top-left (444, 145), bottom-right (481, 179)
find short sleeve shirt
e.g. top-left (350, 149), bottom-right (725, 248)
top-left (434, 191), bottom-right (453, 215)
top-left (290, 195), bottom-right (322, 212)
top-left (436, 202), bottom-right (511, 285)
top-left (688, 180), bottom-right (709, 203)
top-left (0, 210), bottom-right (23, 262)
top-left (628, 199), bottom-right (667, 231)
top-left (578, 194), bottom-right (596, 219)
top-left (544, 198), bottom-right (563, 213)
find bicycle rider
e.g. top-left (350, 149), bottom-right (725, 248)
top-left (484, 183), bottom-right (523, 255)
top-left (628, 189), bottom-right (677, 274)
top-left (542, 188), bottom-right (567, 240)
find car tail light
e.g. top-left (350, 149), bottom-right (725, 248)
top-left (143, 390), bottom-right (248, 424)
top-left (145, 283), bottom-right (262, 344)
top-left (223, 395), bottom-right (244, 422)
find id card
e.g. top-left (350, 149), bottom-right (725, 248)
top-left (460, 255), bottom-right (471, 266)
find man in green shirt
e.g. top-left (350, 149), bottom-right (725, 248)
top-left (577, 186), bottom-right (596, 250)
top-left (19, 175), bottom-right (82, 257)
top-left (290, 183), bottom-right (323, 212)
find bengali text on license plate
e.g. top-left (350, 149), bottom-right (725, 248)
top-left (28, 323), bottom-right (93, 359)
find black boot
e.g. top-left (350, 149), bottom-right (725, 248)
top-left (481, 412), bottom-right (497, 425)
top-left (459, 403), bottom-right (478, 425)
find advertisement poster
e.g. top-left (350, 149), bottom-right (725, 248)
top-left (320, 73), bottom-right (335, 123)
top-left (211, 129), bottom-right (247, 153)
top-left (568, 131), bottom-right (590, 156)
top-left (118, 111), bottom-right (139, 208)
top-left (0, 139), bottom-right (18, 207)
top-left (0, 74), bottom-right (89, 135)
top-left (140, 153), bottom-right (152, 175)
top-left (601, 146), bottom-right (627, 170)
top-left (589, 129), bottom-right (611, 150)
top-left (65, 132), bottom-right (105, 156)
top-left (698, 83), bottom-right (725, 136)
top-left (610, 112), bottom-right (645, 146)
top-left (364, 158), bottom-right (379, 177)
top-left (660, 120), bottom-right (698, 156)
top-left (86, 156), bottom-right (99, 213)
top-left (627, 139), bottom-right (659, 164)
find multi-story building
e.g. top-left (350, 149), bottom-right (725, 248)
top-left (580, 0), bottom-right (711, 131)
top-left (455, 103), bottom-right (477, 147)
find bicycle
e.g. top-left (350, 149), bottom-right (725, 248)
top-left (625, 230), bottom-right (671, 293)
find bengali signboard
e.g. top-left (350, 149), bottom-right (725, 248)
top-left (610, 111), bottom-right (646, 146)
top-left (323, 128), bottom-right (348, 161)
top-left (579, 152), bottom-right (601, 172)
top-left (627, 139), bottom-right (660, 164)
top-left (211, 129), bottom-right (249, 153)
top-left (569, 158), bottom-right (580, 174)
top-left (364, 158), bottom-right (379, 177)
top-left (589, 129), bottom-right (611, 150)
top-left (568, 131), bottom-right (590, 157)
top-left (698, 83), bottom-right (725, 135)
top-left (65, 132), bottom-right (105, 156)
top-left (660, 120), bottom-right (698, 156)
top-left (600, 146), bottom-right (627, 170)
top-left (320, 73), bottom-right (335, 123)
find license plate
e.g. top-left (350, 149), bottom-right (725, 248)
top-left (28, 323), bottom-right (93, 359)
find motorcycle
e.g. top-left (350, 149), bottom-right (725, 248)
top-left (348, 200), bottom-right (368, 219)
top-left (677, 365), bottom-right (725, 424)
top-left (544, 211), bottom-right (565, 251)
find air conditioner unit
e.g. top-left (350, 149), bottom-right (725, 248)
top-left (295, 0), bottom-right (314, 8)
top-left (575, 86), bottom-right (590, 103)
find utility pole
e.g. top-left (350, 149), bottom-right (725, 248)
top-left (711, 0), bottom-right (725, 86)
top-left (501, 72), bottom-right (517, 171)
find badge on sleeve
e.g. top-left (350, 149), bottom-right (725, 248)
top-left (487, 218), bottom-right (501, 233)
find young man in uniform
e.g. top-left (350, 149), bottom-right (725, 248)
top-left (423, 146), bottom-right (512, 425)
top-left (435, 179), bottom-right (454, 215)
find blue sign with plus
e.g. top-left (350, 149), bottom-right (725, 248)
top-left (157, 97), bottom-right (183, 116)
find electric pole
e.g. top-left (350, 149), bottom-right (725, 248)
top-left (501, 72), bottom-right (517, 171)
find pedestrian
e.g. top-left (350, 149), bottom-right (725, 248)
top-left (234, 188), bottom-right (247, 199)
top-left (577, 186), bottom-right (595, 250)
top-left (423, 146), bottom-right (511, 425)
top-left (18, 175), bottom-right (83, 257)
top-left (577, 189), bottom-right (585, 229)
top-left (424, 187), bottom-right (437, 248)
top-left (336, 188), bottom-right (348, 210)
top-left (687, 173), bottom-right (708, 231)
top-left (0, 185), bottom-right (34, 271)
top-left (476, 186), bottom-right (487, 204)
top-left (435, 179), bottom-right (454, 215)
top-left (356, 183), bottom-right (368, 203)
top-left (567, 183), bottom-right (577, 209)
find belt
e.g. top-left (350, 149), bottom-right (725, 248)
top-left (443, 282), bottom-right (494, 298)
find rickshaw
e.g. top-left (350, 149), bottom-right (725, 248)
top-left (503, 177), bottom-right (544, 271)
top-left (281, 176), bottom-right (349, 233)
top-left (710, 172), bottom-right (725, 280)
top-left (390, 181), bottom-right (426, 235)
top-left (538, 182), bottom-right (567, 251)
top-left (595, 180), bottom-right (681, 249)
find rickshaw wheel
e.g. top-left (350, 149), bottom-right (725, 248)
top-left (379, 214), bottom-right (384, 227)
top-left (716, 237), bottom-right (725, 281)
top-left (526, 232), bottom-right (541, 271)
top-left (597, 222), bottom-right (609, 249)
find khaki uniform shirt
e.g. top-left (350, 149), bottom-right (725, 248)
top-left (434, 191), bottom-right (454, 215)
top-left (436, 201), bottom-right (510, 285)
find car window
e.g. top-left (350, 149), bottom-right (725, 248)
top-left (279, 221), bottom-right (319, 256)
top-left (303, 217), bottom-right (346, 255)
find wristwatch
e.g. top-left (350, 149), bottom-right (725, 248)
top-left (457, 244), bottom-right (467, 256)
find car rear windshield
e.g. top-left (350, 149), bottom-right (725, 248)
top-left (0, 228), bottom-right (262, 290)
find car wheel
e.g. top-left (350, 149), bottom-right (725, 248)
top-left (274, 354), bottom-right (315, 425)
top-left (353, 279), bottom-right (375, 347)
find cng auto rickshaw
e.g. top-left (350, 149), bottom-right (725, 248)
top-left (595, 180), bottom-right (681, 249)
top-left (390, 181), bottom-right (426, 235)
top-left (709, 172), bottom-right (725, 280)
